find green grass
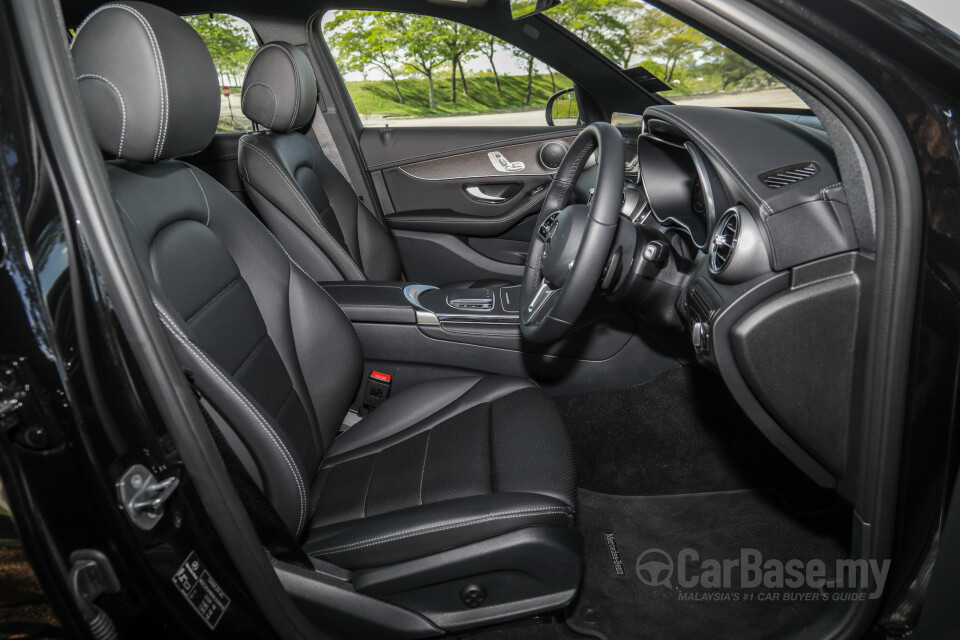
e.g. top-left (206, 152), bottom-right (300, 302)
top-left (344, 73), bottom-right (573, 118)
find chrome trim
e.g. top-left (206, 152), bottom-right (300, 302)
top-left (403, 284), bottom-right (438, 310)
top-left (488, 150), bottom-right (525, 173)
top-left (525, 278), bottom-right (557, 324)
top-left (445, 291), bottom-right (495, 311)
top-left (538, 141), bottom-right (568, 170)
top-left (415, 310), bottom-right (440, 326)
top-left (709, 208), bottom-right (740, 275)
top-left (684, 141), bottom-right (717, 234)
top-left (499, 285), bottom-right (521, 310)
top-left (436, 313), bottom-right (519, 324)
top-left (464, 186), bottom-right (508, 203)
top-left (399, 166), bottom-right (545, 181)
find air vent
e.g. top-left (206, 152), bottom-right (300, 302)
top-left (759, 162), bottom-right (819, 189)
top-left (710, 209), bottom-right (739, 274)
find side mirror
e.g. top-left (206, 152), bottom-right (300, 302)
top-left (546, 88), bottom-right (579, 126)
top-left (510, 0), bottom-right (561, 20)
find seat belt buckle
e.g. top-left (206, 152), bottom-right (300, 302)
top-left (361, 371), bottom-right (391, 416)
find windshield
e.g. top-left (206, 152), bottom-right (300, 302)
top-left (541, 0), bottom-right (808, 109)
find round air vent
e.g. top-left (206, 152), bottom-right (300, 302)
top-left (707, 206), bottom-right (769, 284)
top-left (709, 209), bottom-right (740, 275)
top-left (539, 142), bottom-right (568, 170)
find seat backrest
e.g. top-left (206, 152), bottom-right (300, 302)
top-left (71, 2), bottom-right (364, 537)
top-left (238, 42), bottom-right (402, 282)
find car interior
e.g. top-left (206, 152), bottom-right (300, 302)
top-left (53, 0), bottom-right (896, 637)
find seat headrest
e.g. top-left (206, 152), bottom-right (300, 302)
top-left (241, 42), bottom-right (318, 133)
top-left (71, 2), bottom-right (219, 162)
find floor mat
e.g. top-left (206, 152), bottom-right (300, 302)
top-left (568, 488), bottom-right (850, 640)
top-left (553, 366), bottom-right (836, 510)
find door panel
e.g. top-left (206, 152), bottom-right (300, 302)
top-left (360, 126), bottom-right (581, 283)
top-left (360, 126), bottom-right (579, 169)
top-left (392, 229), bottom-right (526, 285)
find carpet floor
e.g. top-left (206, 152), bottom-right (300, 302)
top-left (566, 488), bottom-right (850, 640)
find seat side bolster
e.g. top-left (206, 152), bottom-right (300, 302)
top-left (238, 134), bottom-right (366, 280)
top-left (154, 304), bottom-right (308, 536)
top-left (303, 493), bottom-right (572, 570)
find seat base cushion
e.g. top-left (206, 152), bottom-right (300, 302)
top-left (302, 377), bottom-right (577, 569)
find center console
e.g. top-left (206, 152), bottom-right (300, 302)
top-left (403, 284), bottom-right (521, 326)
top-left (318, 281), bottom-right (678, 394)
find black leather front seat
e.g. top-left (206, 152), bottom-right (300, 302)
top-left (72, 3), bottom-right (580, 633)
top-left (237, 42), bottom-right (507, 288)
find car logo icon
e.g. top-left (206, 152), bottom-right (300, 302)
top-left (636, 549), bottom-right (674, 587)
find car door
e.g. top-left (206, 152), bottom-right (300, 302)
top-left (361, 125), bottom-right (580, 284)
top-left (318, 10), bottom-right (584, 285)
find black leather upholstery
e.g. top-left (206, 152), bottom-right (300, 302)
top-left (319, 282), bottom-right (417, 324)
top-left (241, 42), bottom-right (317, 134)
top-left (71, 1), bottom-right (219, 161)
top-left (238, 41), bottom-right (402, 282)
top-left (239, 130), bottom-right (402, 281)
top-left (238, 42), bottom-right (508, 289)
top-left (73, 5), bottom-right (579, 618)
top-left (305, 378), bottom-right (576, 569)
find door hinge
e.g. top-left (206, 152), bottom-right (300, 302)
top-left (116, 464), bottom-right (179, 530)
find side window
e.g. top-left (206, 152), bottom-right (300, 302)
top-left (321, 10), bottom-right (573, 127)
top-left (185, 14), bottom-right (258, 131)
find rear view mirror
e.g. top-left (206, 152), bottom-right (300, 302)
top-left (510, 0), bottom-right (561, 20)
top-left (546, 88), bottom-right (579, 126)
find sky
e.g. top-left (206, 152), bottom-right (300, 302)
top-left (901, 0), bottom-right (960, 37)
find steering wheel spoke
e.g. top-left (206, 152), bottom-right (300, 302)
top-left (519, 123), bottom-right (625, 344)
top-left (524, 278), bottom-right (558, 325)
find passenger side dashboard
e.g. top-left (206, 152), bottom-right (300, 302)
top-left (637, 106), bottom-right (867, 491)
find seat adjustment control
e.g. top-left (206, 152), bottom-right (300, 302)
top-left (460, 583), bottom-right (486, 608)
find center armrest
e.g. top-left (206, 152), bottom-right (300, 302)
top-left (318, 282), bottom-right (416, 324)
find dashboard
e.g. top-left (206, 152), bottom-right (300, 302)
top-left (579, 104), bottom-right (866, 487)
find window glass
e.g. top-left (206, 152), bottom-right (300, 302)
top-left (185, 14), bottom-right (258, 131)
top-left (321, 11), bottom-right (573, 127)
top-left (542, 0), bottom-right (807, 109)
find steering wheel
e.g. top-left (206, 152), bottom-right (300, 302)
top-left (520, 122), bottom-right (625, 344)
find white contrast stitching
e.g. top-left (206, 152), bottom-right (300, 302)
top-left (73, 4), bottom-right (168, 161)
top-left (154, 304), bottom-right (306, 533)
top-left (309, 506), bottom-right (569, 556)
top-left (820, 182), bottom-right (843, 199)
top-left (259, 228), bottom-right (356, 327)
top-left (180, 162), bottom-right (210, 226)
top-left (247, 43), bottom-right (301, 130)
top-left (242, 82), bottom-right (278, 129)
top-left (418, 432), bottom-right (430, 506)
top-left (240, 142), bottom-right (366, 280)
top-left (77, 74), bottom-right (126, 158)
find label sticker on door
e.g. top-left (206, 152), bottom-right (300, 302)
top-left (172, 551), bottom-right (231, 629)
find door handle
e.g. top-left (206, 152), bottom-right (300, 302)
top-left (465, 186), bottom-right (508, 203)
